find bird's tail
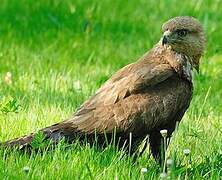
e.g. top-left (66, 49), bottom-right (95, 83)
top-left (1, 120), bottom-right (77, 149)
top-left (3, 133), bottom-right (35, 149)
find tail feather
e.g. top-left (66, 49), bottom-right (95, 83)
top-left (2, 120), bottom-right (79, 149)
top-left (3, 134), bottom-right (35, 148)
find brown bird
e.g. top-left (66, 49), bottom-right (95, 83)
top-left (3, 16), bottom-right (205, 162)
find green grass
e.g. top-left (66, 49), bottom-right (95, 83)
top-left (0, 0), bottom-right (222, 179)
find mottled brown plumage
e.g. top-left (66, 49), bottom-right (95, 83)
top-left (3, 16), bottom-right (205, 162)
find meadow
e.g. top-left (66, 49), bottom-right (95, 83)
top-left (0, 0), bottom-right (222, 179)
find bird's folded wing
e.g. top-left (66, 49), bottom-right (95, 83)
top-left (64, 60), bottom-right (176, 134)
top-left (77, 62), bottom-right (174, 110)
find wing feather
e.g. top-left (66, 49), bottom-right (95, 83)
top-left (69, 50), bottom-right (176, 134)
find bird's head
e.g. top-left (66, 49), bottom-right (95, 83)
top-left (161, 16), bottom-right (206, 72)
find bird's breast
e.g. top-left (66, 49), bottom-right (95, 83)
top-left (134, 75), bottom-right (192, 131)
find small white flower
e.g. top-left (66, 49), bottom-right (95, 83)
top-left (160, 172), bottom-right (167, 179)
top-left (183, 148), bottom-right (191, 156)
top-left (4, 72), bottom-right (12, 85)
top-left (22, 166), bottom-right (30, 173)
top-left (141, 167), bottom-right (148, 173)
top-left (160, 129), bottom-right (168, 138)
top-left (74, 80), bottom-right (81, 90)
top-left (166, 159), bottom-right (173, 167)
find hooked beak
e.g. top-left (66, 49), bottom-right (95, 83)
top-left (162, 30), bottom-right (172, 46)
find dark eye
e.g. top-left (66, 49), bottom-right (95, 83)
top-left (177, 29), bottom-right (188, 37)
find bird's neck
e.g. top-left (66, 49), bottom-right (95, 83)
top-left (153, 44), bottom-right (193, 82)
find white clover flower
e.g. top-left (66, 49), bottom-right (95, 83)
top-left (4, 71), bottom-right (12, 85)
top-left (141, 167), bottom-right (148, 173)
top-left (183, 148), bottom-right (191, 156)
top-left (22, 166), bottom-right (30, 174)
top-left (160, 172), bottom-right (167, 179)
top-left (166, 159), bottom-right (173, 167)
top-left (141, 167), bottom-right (148, 180)
top-left (160, 129), bottom-right (168, 138)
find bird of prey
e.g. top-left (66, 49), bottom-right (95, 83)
top-left (3, 16), bottom-right (205, 162)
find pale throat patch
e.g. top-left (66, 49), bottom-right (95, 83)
top-left (182, 58), bottom-right (193, 81)
top-left (176, 53), bottom-right (193, 82)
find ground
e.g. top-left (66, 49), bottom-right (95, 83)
top-left (0, 0), bottom-right (222, 179)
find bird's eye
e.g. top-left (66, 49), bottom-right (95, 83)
top-left (177, 29), bottom-right (188, 37)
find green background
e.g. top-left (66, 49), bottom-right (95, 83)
top-left (0, 0), bottom-right (222, 179)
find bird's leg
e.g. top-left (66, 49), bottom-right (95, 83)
top-left (130, 136), bottom-right (149, 163)
top-left (149, 130), bottom-right (174, 167)
top-left (149, 131), bottom-right (164, 165)
top-left (118, 134), bottom-right (146, 163)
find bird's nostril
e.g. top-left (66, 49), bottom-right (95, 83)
top-left (162, 36), bottom-right (168, 45)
